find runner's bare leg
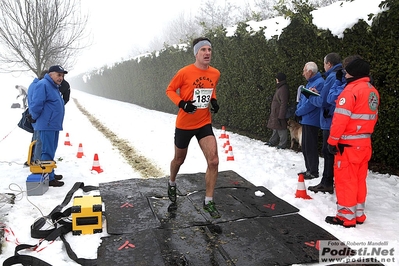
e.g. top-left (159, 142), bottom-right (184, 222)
top-left (170, 147), bottom-right (188, 182)
top-left (199, 135), bottom-right (219, 197)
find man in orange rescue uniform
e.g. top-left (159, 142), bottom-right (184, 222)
top-left (166, 37), bottom-right (221, 218)
top-left (325, 57), bottom-right (379, 228)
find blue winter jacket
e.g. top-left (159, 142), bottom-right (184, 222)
top-left (29, 74), bottom-right (65, 131)
top-left (327, 79), bottom-right (346, 106)
top-left (308, 63), bottom-right (342, 130)
top-left (295, 72), bottom-right (324, 127)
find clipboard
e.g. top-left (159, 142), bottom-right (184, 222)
top-left (300, 85), bottom-right (320, 96)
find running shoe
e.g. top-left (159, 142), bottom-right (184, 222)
top-left (168, 182), bottom-right (176, 202)
top-left (203, 201), bottom-right (221, 219)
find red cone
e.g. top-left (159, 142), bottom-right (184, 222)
top-left (64, 133), bottom-right (72, 146)
top-left (76, 143), bottom-right (84, 158)
top-left (295, 173), bottom-right (312, 199)
top-left (91, 153), bottom-right (103, 173)
top-left (227, 146), bottom-right (235, 161)
top-left (219, 126), bottom-right (226, 139)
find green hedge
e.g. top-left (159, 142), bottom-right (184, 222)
top-left (70, 0), bottom-right (398, 174)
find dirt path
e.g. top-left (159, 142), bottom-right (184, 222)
top-left (73, 98), bottom-right (164, 178)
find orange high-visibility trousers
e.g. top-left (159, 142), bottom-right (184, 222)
top-left (333, 145), bottom-right (372, 222)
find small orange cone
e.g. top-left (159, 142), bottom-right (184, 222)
top-left (91, 153), bottom-right (103, 173)
top-left (222, 135), bottom-right (230, 148)
top-left (64, 133), bottom-right (72, 146)
top-left (219, 126), bottom-right (226, 139)
top-left (225, 144), bottom-right (232, 154)
top-left (76, 143), bottom-right (84, 158)
top-left (295, 173), bottom-right (312, 199)
top-left (227, 146), bottom-right (235, 161)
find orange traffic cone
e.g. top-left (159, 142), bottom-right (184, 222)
top-left (225, 143), bottom-right (232, 154)
top-left (227, 146), bottom-right (235, 161)
top-left (223, 135), bottom-right (230, 148)
top-left (91, 153), bottom-right (103, 173)
top-left (295, 173), bottom-right (312, 199)
top-left (76, 143), bottom-right (84, 158)
top-left (219, 126), bottom-right (226, 139)
top-left (64, 133), bottom-right (72, 146)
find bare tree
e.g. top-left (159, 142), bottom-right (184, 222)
top-left (0, 0), bottom-right (89, 77)
top-left (195, 0), bottom-right (242, 30)
top-left (161, 12), bottom-right (202, 47)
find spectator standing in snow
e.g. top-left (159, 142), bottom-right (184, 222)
top-left (295, 62), bottom-right (324, 180)
top-left (265, 72), bottom-right (289, 149)
top-left (307, 53), bottom-right (343, 194)
top-left (165, 37), bottom-right (221, 219)
top-left (325, 57), bottom-right (379, 228)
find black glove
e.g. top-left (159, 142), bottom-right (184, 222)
top-left (328, 144), bottom-right (338, 155)
top-left (323, 109), bottom-right (332, 118)
top-left (178, 100), bottom-right (197, 113)
top-left (338, 143), bottom-right (351, 154)
top-left (26, 113), bottom-right (36, 123)
top-left (336, 69), bottom-right (344, 82)
top-left (210, 98), bottom-right (219, 113)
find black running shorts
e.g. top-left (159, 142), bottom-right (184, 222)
top-left (174, 124), bottom-right (214, 149)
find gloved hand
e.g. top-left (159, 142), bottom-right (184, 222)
top-left (336, 69), bottom-right (344, 82)
top-left (210, 98), bottom-right (219, 113)
top-left (327, 144), bottom-right (338, 155)
top-left (178, 100), bottom-right (197, 113)
top-left (323, 109), bottom-right (332, 118)
top-left (338, 143), bottom-right (351, 154)
top-left (26, 113), bottom-right (36, 123)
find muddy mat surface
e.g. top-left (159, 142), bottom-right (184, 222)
top-left (98, 171), bottom-right (340, 265)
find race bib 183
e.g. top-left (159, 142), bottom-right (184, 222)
top-left (192, 88), bottom-right (213, 109)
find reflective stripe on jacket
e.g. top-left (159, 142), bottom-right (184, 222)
top-left (328, 77), bottom-right (379, 146)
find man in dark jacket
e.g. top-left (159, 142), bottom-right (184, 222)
top-left (29, 65), bottom-right (68, 187)
top-left (265, 73), bottom-right (289, 149)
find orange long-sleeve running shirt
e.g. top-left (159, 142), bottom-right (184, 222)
top-left (166, 64), bottom-right (220, 130)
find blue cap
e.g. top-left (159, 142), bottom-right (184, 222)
top-left (48, 65), bottom-right (68, 74)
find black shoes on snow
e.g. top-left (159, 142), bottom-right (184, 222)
top-left (308, 183), bottom-right (334, 194)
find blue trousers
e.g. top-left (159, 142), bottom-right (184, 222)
top-left (39, 130), bottom-right (59, 181)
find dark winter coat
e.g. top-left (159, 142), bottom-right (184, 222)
top-left (59, 79), bottom-right (70, 104)
top-left (267, 80), bottom-right (289, 130)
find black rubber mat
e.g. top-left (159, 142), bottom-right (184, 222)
top-left (98, 171), bottom-right (342, 265)
top-left (97, 229), bottom-right (164, 266)
top-left (99, 181), bottom-right (160, 234)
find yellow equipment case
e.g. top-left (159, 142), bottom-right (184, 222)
top-left (71, 195), bottom-right (103, 235)
top-left (27, 140), bottom-right (57, 174)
